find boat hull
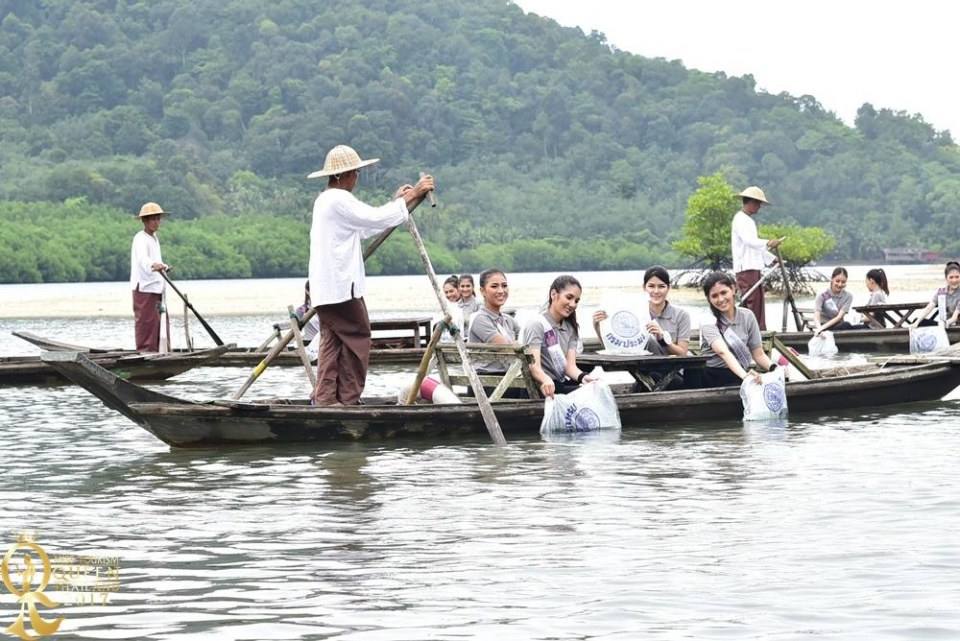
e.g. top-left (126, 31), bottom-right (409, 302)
top-left (42, 352), bottom-right (960, 448)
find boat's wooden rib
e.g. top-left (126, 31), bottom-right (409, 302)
top-left (1, 344), bottom-right (234, 387)
top-left (42, 351), bottom-right (960, 448)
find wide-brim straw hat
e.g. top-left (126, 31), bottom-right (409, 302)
top-left (307, 145), bottom-right (379, 179)
top-left (738, 186), bottom-right (770, 204)
top-left (137, 202), bottom-right (170, 218)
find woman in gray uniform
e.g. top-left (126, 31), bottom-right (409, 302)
top-left (592, 265), bottom-right (691, 357)
top-left (692, 271), bottom-right (775, 389)
top-left (522, 275), bottom-right (596, 398)
top-left (813, 267), bottom-right (855, 333)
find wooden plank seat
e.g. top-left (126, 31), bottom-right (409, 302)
top-left (432, 343), bottom-right (541, 400)
top-left (795, 307), bottom-right (816, 331)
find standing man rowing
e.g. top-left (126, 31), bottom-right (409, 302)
top-left (307, 144), bottom-right (434, 406)
top-left (731, 186), bottom-right (781, 331)
top-left (130, 202), bottom-right (171, 352)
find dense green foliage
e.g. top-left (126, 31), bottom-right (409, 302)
top-left (674, 173), bottom-right (835, 271)
top-left (1, 0), bottom-right (960, 282)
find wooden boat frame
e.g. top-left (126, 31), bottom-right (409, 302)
top-left (1, 344), bottom-right (233, 387)
top-left (42, 351), bottom-right (960, 448)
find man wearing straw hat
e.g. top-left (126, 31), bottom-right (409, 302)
top-left (731, 186), bottom-right (781, 330)
top-left (307, 144), bottom-right (434, 406)
top-left (130, 202), bottom-right (171, 352)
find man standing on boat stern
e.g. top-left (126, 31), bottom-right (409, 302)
top-left (307, 144), bottom-right (434, 406)
top-left (130, 202), bottom-right (171, 352)
top-left (731, 186), bottom-right (781, 331)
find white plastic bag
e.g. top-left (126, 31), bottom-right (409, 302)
top-left (807, 331), bottom-right (838, 357)
top-left (540, 381), bottom-right (622, 434)
top-left (909, 326), bottom-right (950, 355)
top-left (598, 308), bottom-right (650, 354)
top-left (740, 368), bottom-right (788, 421)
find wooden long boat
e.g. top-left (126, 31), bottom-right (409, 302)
top-left (42, 351), bottom-right (960, 448)
top-left (770, 326), bottom-right (960, 353)
top-left (0, 345), bottom-right (233, 387)
top-left (13, 331), bottom-right (425, 366)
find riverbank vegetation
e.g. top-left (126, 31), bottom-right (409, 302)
top-left (1, 0), bottom-right (959, 282)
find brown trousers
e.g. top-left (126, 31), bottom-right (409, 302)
top-left (736, 269), bottom-right (766, 331)
top-left (133, 287), bottom-right (162, 352)
top-left (311, 297), bottom-right (371, 405)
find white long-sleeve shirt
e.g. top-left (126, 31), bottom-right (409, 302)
top-left (129, 230), bottom-right (165, 293)
top-left (731, 210), bottom-right (775, 273)
top-left (308, 188), bottom-right (409, 306)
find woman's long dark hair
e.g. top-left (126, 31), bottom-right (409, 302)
top-left (546, 275), bottom-right (582, 332)
top-left (702, 271), bottom-right (737, 324)
top-left (643, 265), bottom-right (671, 287)
top-left (443, 274), bottom-right (459, 289)
top-left (831, 266), bottom-right (848, 279)
top-left (866, 268), bottom-right (889, 295)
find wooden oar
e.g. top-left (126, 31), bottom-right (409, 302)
top-left (739, 266), bottom-right (777, 305)
top-left (405, 216), bottom-right (507, 445)
top-left (160, 271), bottom-right (224, 346)
top-left (233, 307), bottom-right (316, 399)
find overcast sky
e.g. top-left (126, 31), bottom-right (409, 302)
top-left (515, 0), bottom-right (958, 136)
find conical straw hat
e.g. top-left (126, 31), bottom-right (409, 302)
top-left (137, 202), bottom-right (170, 218)
top-left (307, 145), bottom-right (380, 179)
top-left (738, 186), bottom-right (770, 204)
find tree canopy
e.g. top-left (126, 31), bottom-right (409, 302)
top-left (1, 0), bottom-right (959, 283)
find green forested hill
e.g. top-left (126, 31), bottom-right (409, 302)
top-left (1, 0), bottom-right (959, 282)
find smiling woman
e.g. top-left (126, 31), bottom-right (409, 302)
top-left (521, 275), bottom-right (595, 398)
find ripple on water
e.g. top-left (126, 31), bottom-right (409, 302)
top-left (2, 342), bottom-right (960, 638)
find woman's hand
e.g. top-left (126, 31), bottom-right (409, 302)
top-left (743, 369), bottom-right (763, 385)
top-left (592, 310), bottom-right (608, 324)
top-left (540, 379), bottom-right (556, 398)
top-left (645, 321), bottom-right (662, 338)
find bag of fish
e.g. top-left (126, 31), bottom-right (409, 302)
top-left (740, 368), bottom-right (788, 421)
top-left (909, 326), bottom-right (950, 355)
top-left (540, 381), bottom-right (622, 434)
top-left (807, 330), bottom-right (838, 357)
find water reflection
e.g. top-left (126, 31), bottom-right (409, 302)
top-left (3, 326), bottom-right (960, 638)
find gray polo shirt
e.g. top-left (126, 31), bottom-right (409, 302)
top-left (522, 313), bottom-right (579, 382)
top-left (699, 308), bottom-right (762, 369)
top-left (468, 307), bottom-right (519, 343)
top-left (645, 302), bottom-right (692, 355)
top-left (814, 289), bottom-right (853, 322)
top-left (459, 296), bottom-right (481, 316)
top-left (932, 287), bottom-right (960, 315)
top-left (867, 290), bottom-right (887, 306)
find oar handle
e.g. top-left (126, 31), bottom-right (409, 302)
top-left (159, 270), bottom-right (225, 346)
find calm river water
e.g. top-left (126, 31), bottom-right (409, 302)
top-left (1, 271), bottom-right (959, 640)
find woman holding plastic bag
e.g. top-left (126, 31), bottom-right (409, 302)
top-left (523, 275), bottom-right (597, 398)
top-left (813, 267), bottom-right (855, 333)
top-left (690, 271), bottom-right (776, 389)
top-left (591, 265), bottom-right (692, 357)
top-left (911, 261), bottom-right (960, 329)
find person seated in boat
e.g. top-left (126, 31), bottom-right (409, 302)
top-left (813, 267), bottom-right (855, 334)
top-left (467, 269), bottom-right (519, 345)
top-left (523, 275), bottom-right (596, 398)
top-left (859, 268), bottom-right (890, 329)
top-left (443, 275), bottom-right (461, 304)
top-left (591, 265), bottom-right (692, 357)
top-left (458, 274), bottom-right (481, 317)
top-left (689, 271), bottom-right (775, 389)
top-left (911, 261), bottom-right (960, 328)
top-left (467, 268), bottom-right (520, 376)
